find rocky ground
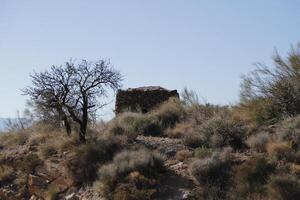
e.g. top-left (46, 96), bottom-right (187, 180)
top-left (0, 132), bottom-right (254, 200)
top-left (0, 135), bottom-right (197, 200)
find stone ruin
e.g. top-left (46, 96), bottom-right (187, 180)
top-left (115, 86), bottom-right (179, 114)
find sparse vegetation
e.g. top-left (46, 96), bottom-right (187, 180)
top-left (1, 43), bottom-right (300, 200)
top-left (0, 165), bottom-right (14, 185)
top-left (95, 148), bottom-right (164, 199)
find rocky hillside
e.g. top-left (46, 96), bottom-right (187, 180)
top-left (1, 98), bottom-right (300, 200)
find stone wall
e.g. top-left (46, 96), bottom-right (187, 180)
top-left (115, 86), bottom-right (179, 114)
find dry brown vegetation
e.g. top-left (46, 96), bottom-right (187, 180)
top-left (1, 44), bottom-right (300, 199)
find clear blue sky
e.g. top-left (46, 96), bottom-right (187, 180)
top-left (0, 1), bottom-right (299, 119)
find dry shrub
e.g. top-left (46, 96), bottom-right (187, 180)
top-left (166, 123), bottom-right (193, 138)
top-left (189, 152), bottom-right (231, 187)
top-left (267, 174), bottom-right (300, 200)
top-left (18, 153), bottom-right (42, 174)
top-left (183, 131), bottom-right (204, 148)
top-left (108, 112), bottom-right (147, 139)
top-left (232, 156), bottom-right (276, 197)
top-left (240, 44), bottom-right (300, 124)
top-left (247, 132), bottom-right (270, 152)
top-left (38, 143), bottom-right (59, 159)
top-left (176, 150), bottom-right (193, 161)
top-left (266, 141), bottom-right (291, 160)
top-left (276, 115), bottom-right (300, 150)
top-left (194, 147), bottom-right (213, 159)
top-left (67, 137), bottom-right (122, 184)
top-left (189, 152), bottom-right (232, 199)
top-left (0, 131), bottom-right (29, 147)
top-left (113, 171), bottom-right (157, 200)
top-left (239, 98), bottom-right (278, 126)
top-left (108, 99), bottom-right (185, 138)
top-left (151, 98), bottom-right (186, 129)
top-left (95, 149), bottom-right (164, 198)
top-left (44, 184), bottom-right (60, 200)
top-left (197, 114), bottom-right (247, 149)
top-left (291, 164), bottom-right (300, 175)
top-left (0, 164), bottom-right (14, 185)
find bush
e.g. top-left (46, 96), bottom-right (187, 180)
top-left (194, 147), bottom-right (213, 159)
top-left (39, 143), bottom-right (58, 159)
top-left (183, 132), bottom-right (208, 148)
top-left (108, 112), bottom-right (144, 140)
top-left (96, 149), bottom-right (164, 198)
top-left (240, 44), bottom-right (300, 123)
top-left (166, 122), bottom-right (193, 138)
top-left (189, 152), bottom-right (231, 187)
top-left (44, 184), bottom-right (60, 200)
top-left (175, 150), bottom-right (193, 161)
top-left (152, 98), bottom-right (185, 129)
top-left (131, 115), bottom-right (162, 136)
top-left (232, 156), bottom-right (276, 196)
top-left (198, 115), bottom-right (247, 149)
top-left (276, 116), bottom-right (300, 150)
top-left (18, 153), bottom-right (42, 174)
top-left (247, 132), bottom-right (270, 152)
top-left (0, 131), bottom-right (29, 147)
top-left (267, 174), bottom-right (300, 200)
top-left (266, 141), bottom-right (291, 160)
top-left (0, 165), bottom-right (14, 185)
top-left (67, 138), bottom-right (122, 184)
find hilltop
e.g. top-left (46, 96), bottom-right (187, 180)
top-left (1, 44), bottom-right (300, 200)
top-left (0, 97), bottom-right (300, 200)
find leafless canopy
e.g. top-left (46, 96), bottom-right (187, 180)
top-left (24, 59), bottom-right (123, 142)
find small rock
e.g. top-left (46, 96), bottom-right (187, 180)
top-left (28, 174), bottom-right (48, 195)
top-left (65, 193), bottom-right (78, 200)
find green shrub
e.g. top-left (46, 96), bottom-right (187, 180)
top-left (267, 174), bottom-right (300, 200)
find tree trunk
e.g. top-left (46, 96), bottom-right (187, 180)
top-left (63, 118), bottom-right (72, 136)
top-left (78, 106), bottom-right (88, 143)
top-left (79, 123), bottom-right (86, 143)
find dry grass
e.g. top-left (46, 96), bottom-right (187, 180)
top-left (175, 150), bottom-right (193, 161)
top-left (247, 132), bottom-right (270, 152)
top-left (95, 148), bottom-right (164, 198)
top-left (0, 164), bottom-right (14, 185)
top-left (267, 174), bottom-right (300, 200)
top-left (166, 122), bottom-right (193, 138)
top-left (266, 141), bottom-right (291, 159)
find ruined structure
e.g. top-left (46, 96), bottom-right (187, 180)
top-left (115, 86), bottom-right (179, 114)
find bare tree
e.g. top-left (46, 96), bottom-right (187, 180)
top-left (24, 59), bottom-right (122, 142)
